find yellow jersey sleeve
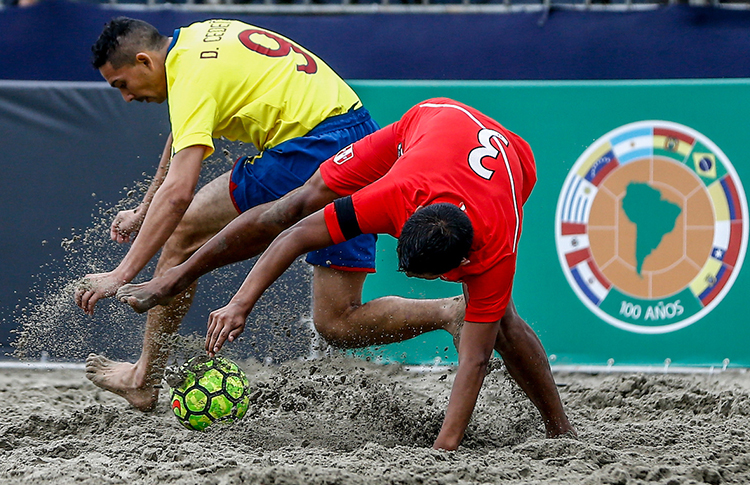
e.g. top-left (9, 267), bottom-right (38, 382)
top-left (165, 20), bottom-right (361, 159)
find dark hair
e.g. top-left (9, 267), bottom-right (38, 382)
top-left (91, 17), bottom-right (165, 69)
top-left (397, 203), bottom-right (473, 276)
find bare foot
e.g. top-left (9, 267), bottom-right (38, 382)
top-left (116, 278), bottom-right (176, 314)
top-left (85, 354), bottom-right (159, 411)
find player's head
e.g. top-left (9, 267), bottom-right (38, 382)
top-left (397, 203), bottom-right (473, 278)
top-left (91, 18), bottom-right (169, 104)
top-left (92, 17), bottom-right (165, 70)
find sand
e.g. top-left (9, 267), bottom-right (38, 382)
top-left (1, 357), bottom-right (749, 485)
top-left (5, 147), bottom-right (750, 484)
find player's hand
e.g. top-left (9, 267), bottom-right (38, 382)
top-left (206, 302), bottom-right (249, 357)
top-left (74, 272), bottom-right (127, 315)
top-left (110, 207), bottom-right (145, 244)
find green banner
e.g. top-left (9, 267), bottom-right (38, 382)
top-left (351, 79), bottom-right (750, 369)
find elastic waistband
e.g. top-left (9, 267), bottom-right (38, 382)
top-left (307, 106), bottom-right (372, 136)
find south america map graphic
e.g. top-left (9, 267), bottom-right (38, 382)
top-left (556, 121), bottom-right (748, 334)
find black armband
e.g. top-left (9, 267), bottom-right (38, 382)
top-left (333, 196), bottom-right (362, 241)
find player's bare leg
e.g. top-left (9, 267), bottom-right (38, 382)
top-left (117, 172), bottom-right (340, 314)
top-left (311, 266), bottom-right (465, 348)
top-left (493, 299), bottom-right (576, 438)
top-left (87, 172), bottom-right (239, 409)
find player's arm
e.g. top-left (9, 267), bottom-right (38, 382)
top-left (75, 144), bottom-right (207, 315)
top-left (110, 133), bottom-right (174, 244)
top-left (433, 319), bottom-right (499, 451)
top-left (205, 210), bottom-right (334, 356)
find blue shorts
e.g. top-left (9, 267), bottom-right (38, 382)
top-left (230, 107), bottom-right (379, 271)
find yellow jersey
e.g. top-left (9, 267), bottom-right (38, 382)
top-left (165, 19), bottom-right (361, 158)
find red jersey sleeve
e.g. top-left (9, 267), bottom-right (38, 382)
top-left (350, 182), bottom-right (403, 236)
top-left (323, 203), bottom-right (347, 245)
top-left (322, 181), bottom-right (404, 244)
top-left (461, 254), bottom-right (516, 323)
top-left (320, 122), bottom-right (401, 197)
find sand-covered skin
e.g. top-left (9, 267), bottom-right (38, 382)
top-left (1, 357), bottom-right (749, 485)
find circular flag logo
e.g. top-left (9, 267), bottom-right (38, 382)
top-left (555, 121), bottom-right (748, 334)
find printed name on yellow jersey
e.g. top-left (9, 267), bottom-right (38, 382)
top-left (200, 20), bottom-right (230, 59)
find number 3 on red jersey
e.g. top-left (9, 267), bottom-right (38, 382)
top-left (468, 128), bottom-right (509, 180)
top-left (238, 29), bottom-right (318, 74)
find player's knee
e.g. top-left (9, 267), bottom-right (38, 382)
top-left (312, 320), bottom-right (350, 348)
top-left (161, 221), bottom-right (204, 264)
top-left (312, 308), bottom-right (360, 348)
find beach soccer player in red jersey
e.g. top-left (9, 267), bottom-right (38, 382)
top-left (198, 98), bottom-right (576, 450)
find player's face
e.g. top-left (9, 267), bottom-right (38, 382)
top-left (99, 56), bottom-right (167, 104)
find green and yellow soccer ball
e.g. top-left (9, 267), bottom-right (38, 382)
top-left (166, 356), bottom-right (250, 431)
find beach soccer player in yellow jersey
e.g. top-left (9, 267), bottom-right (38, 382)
top-left (74, 17), bottom-right (380, 410)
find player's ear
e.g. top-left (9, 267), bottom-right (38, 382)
top-left (135, 52), bottom-right (154, 69)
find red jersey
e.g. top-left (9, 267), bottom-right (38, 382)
top-left (320, 98), bottom-right (537, 322)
